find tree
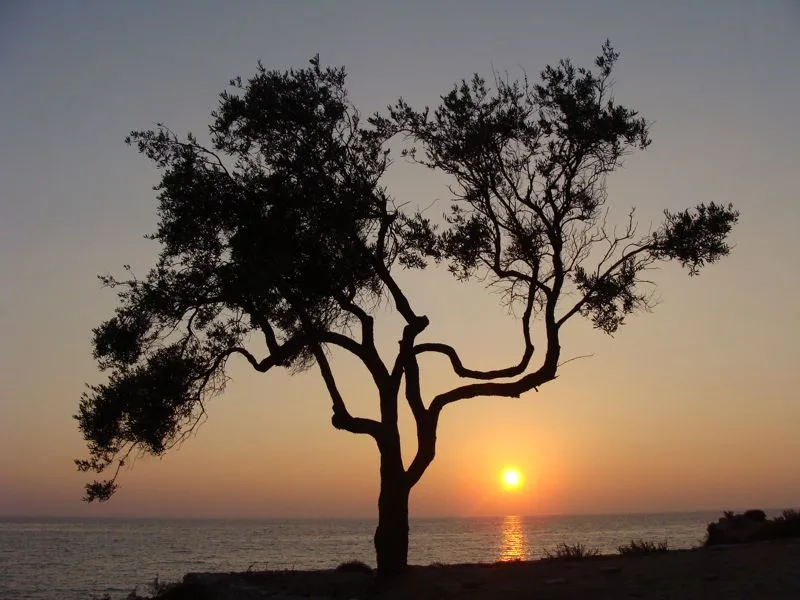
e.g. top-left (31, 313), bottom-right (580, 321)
top-left (76, 44), bottom-right (738, 576)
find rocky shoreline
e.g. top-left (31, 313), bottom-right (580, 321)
top-left (145, 538), bottom-right (800, 600)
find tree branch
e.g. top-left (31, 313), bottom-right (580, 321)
top-left (414, 281), bottom-right (536, 380)
top-left (397, 318), bottom-right (429, 421)
top-left (428, 249), bottom-right (562, 415)
top-left (405, 410), bottom-right (436, 488)
top-left (371, 258), bottom-right (418, 324)
top-left (312, 346), bottom-right (382, 440)
top-left (402, 318), bottom-right (437, 487)
top-left (320, 330), bottom-right (390, 385)
top-left (333, 293), bottom-right (376, 350)
top-left (556, 242), bottom-right (654, 327)
top-left (427, 352), bottom-right (558, 417)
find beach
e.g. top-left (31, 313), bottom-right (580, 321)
top-left (157, 538), bottom-right (800, 599)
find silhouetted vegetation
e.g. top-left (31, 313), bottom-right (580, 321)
top-left (705, 509), bottom-right (800, 545)
top-left (772, 509), bottom-right (800, 538)
top-left (335, 560), bottom-right (374, 575)
top-left (76, 42), bottom-right (738, 576)
top-left (90, 537), bottom-right (800, 600)
top-left (618, 539), bottom-right (670, 555)
top-left (543, 542), bottom-right (600, 560)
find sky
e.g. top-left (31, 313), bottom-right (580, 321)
top-left (0, 0), bottom-right (798, 519)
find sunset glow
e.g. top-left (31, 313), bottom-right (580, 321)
top-left (0, 1), bottom-right (798, 523)
top-left (501, 468), bottom-right (523, 491)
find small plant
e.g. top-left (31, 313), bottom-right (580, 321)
top-left (335, 560), bottom-right (374, 575)
top-left (494, 557), bottom-right (524, 565)
top-left (246, 561), bottom-right (269, 573)
top-left (618, 539), bottom-right (670, 555)
top-left (121, 575), bottom-right (175, 599)
top-left (543, 542), bottom-right (600, 561)
top-left (147, 575), bottom-right (170, 596)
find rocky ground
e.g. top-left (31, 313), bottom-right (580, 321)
top-left (150, 538), bottom-right (800, 600)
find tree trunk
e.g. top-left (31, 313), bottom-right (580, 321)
top-left (374, 451), bottom-right (410, 578)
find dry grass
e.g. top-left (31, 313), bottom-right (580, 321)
top-left (543, 542), bottom-right (600, 560)
top-left (618, 539), bottom-right (670, 555)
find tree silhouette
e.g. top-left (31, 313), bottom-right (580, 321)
top-left (76, 44), bottom-right (738, 576)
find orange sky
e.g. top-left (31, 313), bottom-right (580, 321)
top-left (1, 0), bottom-right (799, 518)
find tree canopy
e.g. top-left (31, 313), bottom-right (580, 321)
top-left (76, 43), bottom-right (737, 573)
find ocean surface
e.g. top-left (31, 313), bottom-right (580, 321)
top-left (1, 511), bottom-right (725, 599)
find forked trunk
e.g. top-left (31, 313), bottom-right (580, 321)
top-left (374, 454), bottom-right (410, 577)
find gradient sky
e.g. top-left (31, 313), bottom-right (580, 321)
top-left (1, 0), bottom-right (798, 519)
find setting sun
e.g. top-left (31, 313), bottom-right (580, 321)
top-left (501, 468), bottom-right (523, 490)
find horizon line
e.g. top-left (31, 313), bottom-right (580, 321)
top-left (2, 506), bottom-right (792, 522)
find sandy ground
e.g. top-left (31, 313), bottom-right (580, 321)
top-left (157, 538), bottom-right (800, 599)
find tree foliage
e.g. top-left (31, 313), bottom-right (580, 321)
top-left (77, 43), bottom-right (737, 522)
top-left (77, 57), bottom-right (403, 498)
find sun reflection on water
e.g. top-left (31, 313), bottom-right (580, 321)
top-left (498, 515), bottom-right (529, 561)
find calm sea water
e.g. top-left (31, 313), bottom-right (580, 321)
top-left (0, 512), bottom-right (723, 599)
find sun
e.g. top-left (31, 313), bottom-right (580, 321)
top-left (501, 467), bottom-right (523, 490)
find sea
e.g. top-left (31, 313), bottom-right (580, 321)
top-left (0, 511), bottom-right (728, 599)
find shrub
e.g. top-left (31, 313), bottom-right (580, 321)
top-left (705, 509), bottom-right (800, 545)
top-left (543, 543), bottom-right (600, 560)
top-left (771, 509), bottom-right (800, 539)
top-left (335, 560), bottom-right (373, 575)
top-left (618, 539), bottom-right (670, 555)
